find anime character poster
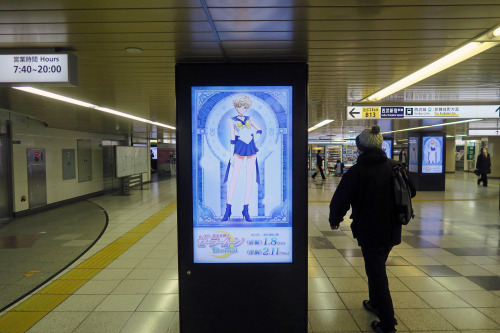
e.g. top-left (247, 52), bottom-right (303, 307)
top-left (382, 140), bottom-right (392, 158)
top-left (422, 136), bottom-right (443, 173)
top-left (192, 86), bottom-right (293, 263)
top-left (408, 136), bottom-right (419, 173)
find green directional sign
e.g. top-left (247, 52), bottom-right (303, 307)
top-left (467, 146), bottom-right (475, 160)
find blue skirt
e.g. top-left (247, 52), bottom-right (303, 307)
top-left (234, 139), bottom-right (258, 156)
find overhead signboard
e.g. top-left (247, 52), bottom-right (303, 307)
top-left (468, 129), bottom-right (500, 136)
top-left (347, 105), bottom-right (500, 119)
top-left (0, 54), bottom-right (78, 86)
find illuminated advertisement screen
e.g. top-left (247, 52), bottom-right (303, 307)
top-left (192, 86), bottom-right (293, 263)
top-left (422, 136), bottom-right (443, 173)
top-left (408, 137), bottom-right (419, 173)
top-left (382, 140), bottom-right (392, 158)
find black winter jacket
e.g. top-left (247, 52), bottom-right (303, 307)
top-left (329, 148), bottom-right (416, 248)
top-left (316, 153), bottom-right (324, 168)
top-left (476, 153), bottom-right (491, 174)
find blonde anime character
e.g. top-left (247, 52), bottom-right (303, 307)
top-left (428, 138), bottom-right (438, 164)
top-left (222, 95), bottom-right (262, 222)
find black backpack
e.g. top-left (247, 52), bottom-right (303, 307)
top-left (391, 163), bottom-right (415, 225)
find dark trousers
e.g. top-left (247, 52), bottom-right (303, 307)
top-left (312, 167), bottom-right (326, 179)
top-left (478, 173), bottom-right (488, 186)
top-left (361, 246), bottom-right (397, 330)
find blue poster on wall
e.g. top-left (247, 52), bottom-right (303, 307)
top-left (382, 140), bottom-right (392, 158)
top-left (191, 86), bottom-right (293, 263)
top-left (408, 136), bottom-right (419, 173)
top-left (422, 136), bottom-right (443, 173)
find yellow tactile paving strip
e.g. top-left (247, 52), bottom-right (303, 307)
top-left (0, 201), bottom-right (177, 333)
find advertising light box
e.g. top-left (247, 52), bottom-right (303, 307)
top-left (409, 136), bottom-right (419, 173)
top-left (382, 140), bottom-right (392, 158)
top-left (192, 86), bottom-right (293, 263)
top-left (422, 136), bottom-right (443, 173)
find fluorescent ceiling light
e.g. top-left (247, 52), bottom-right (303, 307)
top-left (308, 119), bottom-right (334, 132)
top-left (14, 87), bottom-right (96, 108)
top-left (13, 87), bottom-right (176, 130)
top-left (494, 27), bottom-right (500, 37)
top-left (381, 118), bottom-right (482, 134)
top-left (363, 40), bottom-right (500, 102)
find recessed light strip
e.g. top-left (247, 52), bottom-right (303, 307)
top-left (308, 119), bottom-right (334, 132)
top-left (380, 118), bottom-right (483, 134)
top-left (364, 41), bottom-right (499, 102)
top-left (13, 87), bottom-right (176, 130)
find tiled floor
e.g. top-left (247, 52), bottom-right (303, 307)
top-left (0, 172), bottom-right (498, 332)
top-left (0, 201), bottom-right (107, 312)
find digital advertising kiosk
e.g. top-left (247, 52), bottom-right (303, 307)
top-left (382, 137), bottom-right (394, 159)
top-left (407, 132), bottom-right (446, 191)
top-left (176, 63), bottom-right (308, 333)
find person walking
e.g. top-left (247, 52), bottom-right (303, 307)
top-left (476, 147), bottom-right (491, 187)
top-left (334, 159), bottom-right (344, 177)
top-left (328, 125), bottom-right (416, 333)
top-left (311, 151), bottom-right (327, 180)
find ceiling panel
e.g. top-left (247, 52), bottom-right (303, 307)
top-left (0, 1), bottom-right (498, 142)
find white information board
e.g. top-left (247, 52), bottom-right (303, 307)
top-left (0, 54), bottom-right (78, 86)
top-left (115, 146), bottom-right (149, 178)
top-left (347, 105), bottom-right (500, 119)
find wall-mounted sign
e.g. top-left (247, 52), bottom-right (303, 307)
top-left (468, 129), bottom-right (500, 136)
top-left (0, 54), bottom-right (78, 86)
top-left (422, 136), bottom-right (444, 173)
top-left (347, 105), bottom-right (500, 119)
top-left (467, 146), bottom-right (475, 160)
top-left (192, 86), bottom-right (293, 263)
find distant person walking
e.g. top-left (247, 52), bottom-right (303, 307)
top-left (311, 151), bottom-right (327, 180)
top-left (329, 125), bottom-right (416, 333)
top-left (476, 147), bottom-right (491, 187)
top-left (334, 159), bottom-right (344, 177)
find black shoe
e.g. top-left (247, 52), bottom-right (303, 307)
top-left (363, 300), bottom-right (378, 316)
top-left (371, 320), bottom-right (396, 333)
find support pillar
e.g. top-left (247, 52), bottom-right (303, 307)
top-left (446, 138), bottom-right (456, 173)
top-left (488, 136), bottom-right (500, 178)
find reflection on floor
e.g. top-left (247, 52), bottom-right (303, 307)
top-left (0, 201), bottom-right (107, 312)
top-left (0, 172), bottom-right (498, 332)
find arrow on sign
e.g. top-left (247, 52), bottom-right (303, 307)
top-left (496, 106), bottom-right (500, 113)
top-left (496, 130), bottom-right (499, 135)
top-left (349, 108), bottom-right (360, 118)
